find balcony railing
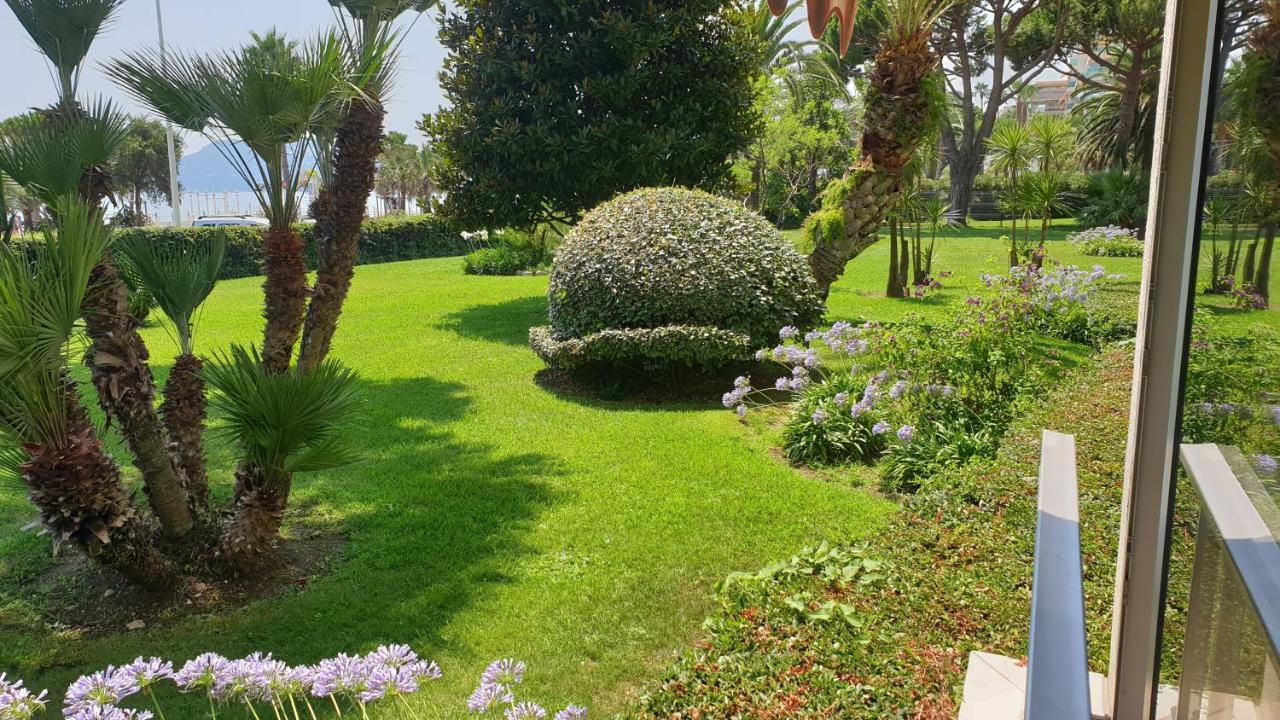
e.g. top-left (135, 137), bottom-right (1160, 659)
top-left (1026, 430), bottom-right (1092, 720)
top-left (1177, 444), bottom-right (1280, 720)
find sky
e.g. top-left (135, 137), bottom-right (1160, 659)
top-left (0, 0), bottom-right (450, 152)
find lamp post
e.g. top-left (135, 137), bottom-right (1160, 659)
top-left (155, 0), bottom-right (183, 227)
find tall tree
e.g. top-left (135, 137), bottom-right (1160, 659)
top-left (297, 0), bottom-right (434, 376)
top-left (1049, 0), bottom-right (1162, 170)
top-left (4, 0), bottom-right (195, 538)
top-left (934, 0), bottom-right (1064, 221)
top-left (1230, 0), bottom-right (1279, 304)
top-left (792, 0), bottom-right (949, 297)
top-left (422, 0), bottom-right (762, 230)
top-left (107, 30), bottom-right (361, 567)
top-left (112, 116), bottom-right (184, 222)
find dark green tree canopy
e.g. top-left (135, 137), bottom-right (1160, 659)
top-left (113, 116), bottom-right (183, 211)
top-left (421, 0), bottom-right (762, 229)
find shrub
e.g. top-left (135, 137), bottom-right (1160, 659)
top-left (1068, 225), bottom-right (1144, 257)
top-left (1078, 170), bottom-right (1148, 228)
top-left (109, 215), bottom-right (466, 280)
top-left (532, 187), bottom-right (823, 371)
top-left (462, 229), bottom-right (551, 276)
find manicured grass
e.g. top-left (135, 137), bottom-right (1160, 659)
top-left (0, 258), bottom-right (892, 715)
top-left (788, 220), bottom-right (1280, 334)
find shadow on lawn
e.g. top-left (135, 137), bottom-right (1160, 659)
top-left (439, 295), bottom-right (548, 346)
top-left (15, 374), bottom-right (568, 701)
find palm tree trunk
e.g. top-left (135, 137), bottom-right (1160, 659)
top-left (82, 255), bottom-right (193, 537)
top-left (297, 101), bottom-right (384, 375)
top-left (262, 225), bottom-right (309, 374)
top-left (22, 397), bottom-right (176, 589)
top-left (887, 221), bottom-right (904, 298)
top-left (161, 353), bottom-right (209, 510)
top-left (806, 26), bottom-right (939, 297)
top-left (219, 465), bottom-right (290, 571)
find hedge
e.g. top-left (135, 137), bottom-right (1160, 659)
top-left (109, 214), bottom-right (467, 280)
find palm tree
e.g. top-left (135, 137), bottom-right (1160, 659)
top-left (1027, 113), bottom-right (1077, 175)
top-left (297, 0), bottom-right (436, 375)
top-left (1016, 172), bottom-right (1076, 264)
top-left (206, 345), bottom-right (359, 567)
top-left (4, 0), bottom-right (124, 108)
top-left (778, 0), bottom-right (948, 297)
top-left (3, 0), bottom-right (196, 539)
top-left (107, 31), bottom-right (348, 375)
top-left (740, 0), bottom-right (811, 72)
top-left (0, 197), bottom-right (174, 586)
top-left (1072, 78), bottom-right (1158, 171)
top-left (117, 234), bottom-right (226, 509)
top-left (985, 119), bottom-right (1033, 184)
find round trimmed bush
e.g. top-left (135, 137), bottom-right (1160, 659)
top-left (531, 187), bottom-right (823, 370)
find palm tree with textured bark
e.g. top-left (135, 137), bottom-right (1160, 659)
top-left (117, 234), bottom-right (227, 510)
top-left (107, 32), bottom-right (347, 375)
top-left (0, 197), bottom-right (176, 587)
top-left (778, 0), bottom-right (948, 298)
top-left (297, 0), bottom-right (436, 375)
top-left (4, 0), bottom-right (196, 539)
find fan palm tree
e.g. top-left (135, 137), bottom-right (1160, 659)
top-left (206, 345), bottom-right (360, 567)
top-left (739, 0), bottom-right (812, 72)
top-left (297, 0), bottom-right (436, 375)
top-left (0, 197), bottom-right (174, 586)
top-left (779, 0), bottom-right (948, 297)
top-left (107, 31), bottom-right (348, 375)
top-left (4, 0), bottom-right (124, 108)
top-left (117, 234), bottom-right (226, 509)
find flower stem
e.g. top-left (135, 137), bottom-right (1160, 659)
top-left (394, 693), bottom-right (422, 720)
top-left (244, 699), bottom-right (264, 720)
top-left (207, 689), bottom-right (219, 720)
top-left (329, 694), bottom-right (343, 717)
top-left (146, 689), bottom-right (169, 720)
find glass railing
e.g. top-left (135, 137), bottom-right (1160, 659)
top-left (1176, 445), bottom-right (1280, 720)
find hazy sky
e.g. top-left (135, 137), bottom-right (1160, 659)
top-left (0, 0), bottom-right (449, 151)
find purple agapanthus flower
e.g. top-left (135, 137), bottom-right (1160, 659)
top-left (811, 408), bottom-right (827, 424)
top-left (480, 659), bottom-right (525, 688)
top-left (554, 707), bottom-right (588, 720)
top-left (778, 326), bottom-right (798, 340)
top-left (0, 675), bottom-right (47, 720)
top-left (897, 426), bottom-right (915, 443)
top-left (175, 653), bottom-right (231, 692)
top-left (505, 702), bottom-right (548, 720)
top-left (1255, 454), bottom-right (1278, 474)
top-left (774, 376), bottom-right (788, 391)
top-left (735, 404), bottom-right (747, 418)
top-left (65, 668), bottom-right (138, 711)
top-left (872, 421), bottom-right (890, 435)
top-left (310, 654), bottom-right (369, 698)
top-left (889, 381), bottom-right (907, 400)
top-left (833, 392), bottom-right (850, 407)
top-left (119, 659), bottom-right (173, 690)
top-left (407, 660), bottom-right (442, 683)
top-left (359, 666), bottom-right (419, 703)
top-left (467, 683), bottom-right (514, 713)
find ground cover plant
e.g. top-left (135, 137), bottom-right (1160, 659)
top-left (642, 348), bottom-right (1204, 718)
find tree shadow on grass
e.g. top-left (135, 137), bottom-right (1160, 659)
top-left (438, 295), bottom-right (548, 347)
top-left (17, 374), bottom-right (568, 704)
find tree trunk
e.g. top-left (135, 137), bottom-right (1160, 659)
top-left (219, 465), bottom-right (290, 571)
top-left (1112, 53), bottom-right (1146, 169)
top-left (161, 353), bottom-right (209, 510)
top-left (805, 25), bottom-right (939, 298)
top-left (1244, 239), bottom-right (1259, 285)
top-left (82, 255), bottom-right (193, 537)
top-left (21, 399), bottom-right (176, 589)
top-left (297, 101), bottom-right (384, 375)
top-left (947, 155), bottom-right (979, 225)
top-left (261, 224), bottom-right (309, 374)
top-left (887, 221), bottom-right (905, 298)
top-left (1256, 223), bottom-right (1275, 304)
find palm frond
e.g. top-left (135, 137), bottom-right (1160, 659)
top-left (116, 231), bottom-right (226, 355)
top-left (985, 119), bottom-right (1033, 180)
top-left (0, 196), bottom-right (110, 446)
top-left (205, 345), bottom-right (361, 483)
top-left (0, 98), bottom-right (130, 207)
top-left (106, 31), bottom-right (348, 227)
top-left (880, 0), bottom-right (950, 46)
top-left (0, 436), bottom-right (26, 491)
top-left (1027, 113), bottom-right (1077, 174)
top-left (4, 0), bottom-right (125, 100)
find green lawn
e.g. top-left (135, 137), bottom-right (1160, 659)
top-left (791, 220), bottom-right (1280, 335)
top-left (0, 258), bottom-right (891, 716)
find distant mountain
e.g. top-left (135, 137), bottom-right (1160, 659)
top-left (179, 141), bottom-right (318, 192)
